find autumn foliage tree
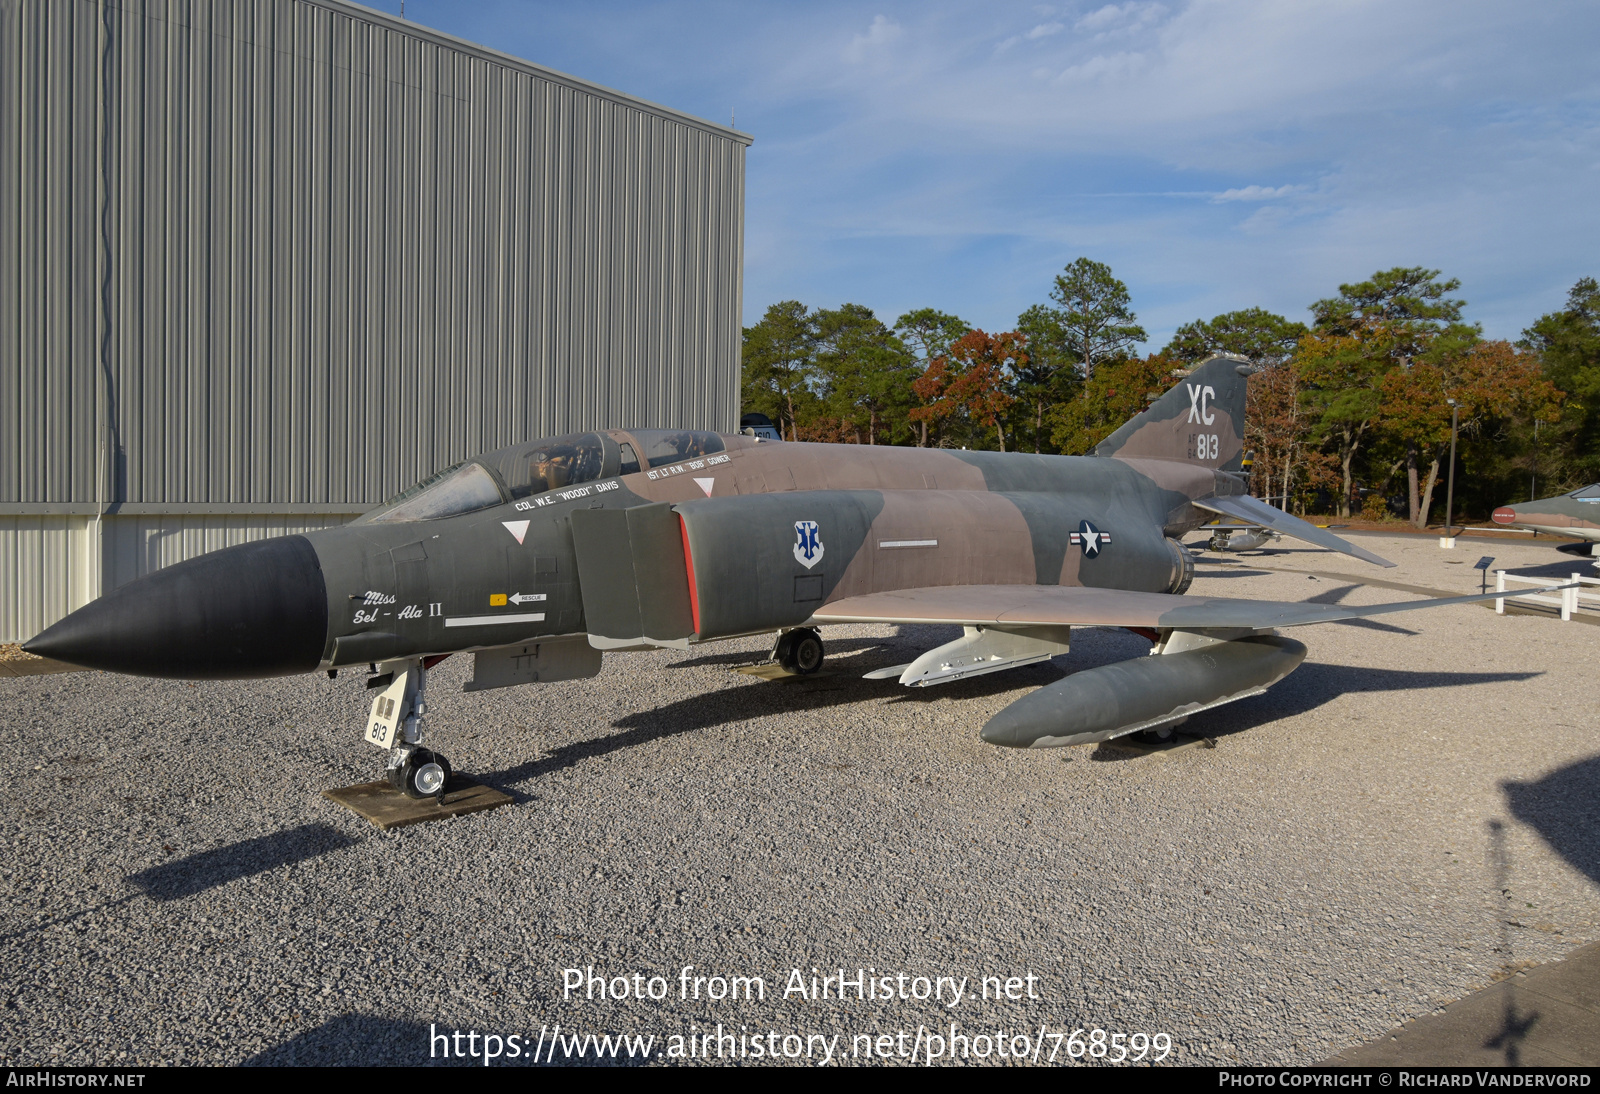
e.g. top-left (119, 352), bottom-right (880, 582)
top-left (1378, 341), bottom-right (1562, 526)
top-left (909, 331), bottom-right (1023, 451)
top-left (1244, 364), bottom-right (1308, 509)
top-left (945, 331), bottom-right (1023, 452)
top-left (738, 265), bottom-right (1592, 524)
top-left (895, 308), bottom-right (971, 446)
top-left (908, 355), bottom-right (959, 445)
top-left (1291, 332), bottom-right (1390, 518)
top-left (1310, 267), bottom-right (1481, 520)
top-left (1048, 354), bottom-right (1178, 455)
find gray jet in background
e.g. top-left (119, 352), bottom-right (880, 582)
top-left (1493, 486), bottom-right (1600, 567)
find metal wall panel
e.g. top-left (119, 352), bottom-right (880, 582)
top-left (0, 0), bottom-right (749, 509)
top-left (95, 511), bottom-right (357, 590)
top-left (0, 517), bottom-right (93, 643)
top-left (0, 513), bottom-right (358, 641)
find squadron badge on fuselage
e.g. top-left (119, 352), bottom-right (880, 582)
top-left (793, 520), bottom-right (825, 569)
top-left (1070, 520), bottom-right (1112, 559)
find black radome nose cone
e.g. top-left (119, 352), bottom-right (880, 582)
top-left (23, 535), bottom-right (328, 679)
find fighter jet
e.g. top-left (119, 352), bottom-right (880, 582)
top-left (25, 355), bottom-right (1551, 798)
top-left (1492, 486), bottom-right (1600, 566)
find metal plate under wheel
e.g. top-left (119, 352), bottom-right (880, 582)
top-left (322, 778), bottom-right (513, 831)
top-left (734, 663), bottom-right (835, 681)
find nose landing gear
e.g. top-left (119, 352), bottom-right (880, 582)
top-left (389, 746), bottom-right (452, 800)
top-left (365, 658), bottom-right (453, 799)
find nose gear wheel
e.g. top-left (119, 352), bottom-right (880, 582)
top-left (390, 747), bottom-right (453, 800)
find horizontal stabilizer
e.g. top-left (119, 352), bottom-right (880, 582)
top-left (814, 583), bottom-right (1563, 632)
top-left (1193, 495), bottom-right (1395, 568)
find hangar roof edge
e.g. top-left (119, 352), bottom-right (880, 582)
top-left (303, 0), bottom-right (755, 146)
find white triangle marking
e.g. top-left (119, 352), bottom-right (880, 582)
top-left (694, 477), bottom-right (715, 497)
top-left (502, 520), bottom-right (530, 545)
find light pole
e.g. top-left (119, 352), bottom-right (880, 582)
top-left (1531, 418), bottom-right (1539, 502)
top-left (1443, 398), bottom-right (1460, 545)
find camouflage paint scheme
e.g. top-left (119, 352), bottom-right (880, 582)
top-left (29, 354), bottom-right (1542, 764)
top-left (1492, 486), bottom-right (1600, 544)
top-left (299, 355), bottom-right (1259, 663)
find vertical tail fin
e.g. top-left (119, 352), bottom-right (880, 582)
top-left (1094, 353), bottom-right (1252, 472)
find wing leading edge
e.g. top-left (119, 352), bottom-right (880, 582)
top-left (812, 582), bottom-right (1551, 632)
top-left (1194, 495), bottom-right (1396, 568)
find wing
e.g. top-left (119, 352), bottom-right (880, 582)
top-left (1194, 494), bottom-right (1395, 568)
top-left (812, 582), bottom-right (1542, 632)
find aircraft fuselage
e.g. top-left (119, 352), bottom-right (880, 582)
top-left (27, 431), bottom-right (1234, 679)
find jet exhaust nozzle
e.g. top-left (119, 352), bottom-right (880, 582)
top-left (23, 535), bottom-right (329, 679)
top-left (979, 634), bottom-right (1307, 748)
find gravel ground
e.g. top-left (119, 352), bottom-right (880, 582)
top-left (1, 533), bottom-right (1595, 1067)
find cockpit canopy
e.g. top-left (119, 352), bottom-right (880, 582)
top-left (487, 432), bottom-right (609, 499)
top-left (365, 429), bottom-right (729, 523)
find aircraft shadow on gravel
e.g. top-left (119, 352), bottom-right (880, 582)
top-left (1172, 664), bottom-right (1542, 742)
top-left (1503, 755), bottom-right (1600, 888)
top-left (244, 1013), bottom-right (653, 1067)
top-left (480, 646), bottom-right (1538, 787)
top-left (664, 635), bottom-right (905, 670)
top-left (1301, 584), bottom-right (1419, 635)
top-left (126, 822), bottom-right (358, 902)
top-left (243, 1014), bottom-right (435, 1067)
top-left (1088, 663), bottom-right (1545, 763)
top-left (480, 657), bottom-right (1075, 793)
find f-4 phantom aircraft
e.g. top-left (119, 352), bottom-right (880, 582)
top-left (1493, 486), bottom-right (1600, 567)
top-left (26, 355), bottom-right (1547, 798)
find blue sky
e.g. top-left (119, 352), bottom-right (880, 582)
top-left (362, 0), bottom-right (1600, 351)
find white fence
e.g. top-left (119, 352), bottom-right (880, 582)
top-left (1494, 571), bottom-right (1600, 621)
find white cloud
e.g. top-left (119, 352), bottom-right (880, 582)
top-left (1075, 2), bottom-right (1168, 35)
top-left (485, 0), bottom-right (1600, 343)
top-left (843, 14), bottom-right (902, 62)
top-left (1214, 184), bottom-right (1299, 202)
top-left (1026, 22), bottom-right (1065, 39)
top-left (1053, 50), bottom-right (1147, 82)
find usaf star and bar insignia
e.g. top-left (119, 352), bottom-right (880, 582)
top-left (1070, 520), bottom-right (1112, 559)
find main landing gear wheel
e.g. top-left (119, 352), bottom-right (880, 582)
top-left (776, 628), bottom-right (825, 675)
top-left (390, 747), bottom-right (452, 799)
top-left (1139, 718), bottom-right (1186, 745)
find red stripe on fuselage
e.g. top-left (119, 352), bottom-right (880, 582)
top-left (679, 514), bottom-right (701, 636)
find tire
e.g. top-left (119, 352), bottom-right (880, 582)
top-left (393, 748), bottom-right (453, 799)
top-left (771, 630), bottom-right (797, 667)
top-left (787, 630), bottom-right (824, 675)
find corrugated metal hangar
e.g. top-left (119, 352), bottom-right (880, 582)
top-left (0, 0), bottom-right (750, 643)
